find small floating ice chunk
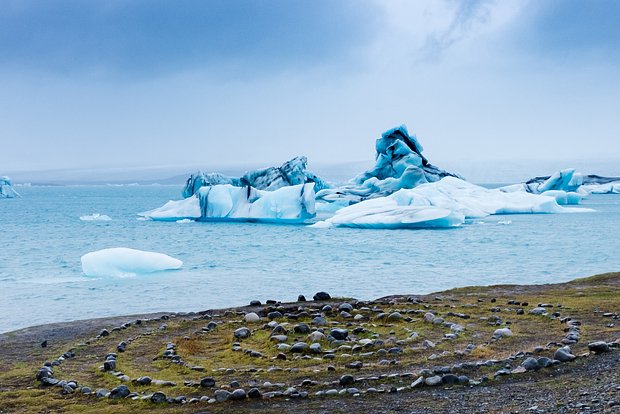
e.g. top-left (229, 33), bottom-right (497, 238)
top-left (81, 248), bottom-right (182, 277)
top-left (80, 213), bottom-right (112, 221)
top-left (176, 218), bottom-right (194, 223)
top-left (497, 220), bottom-right (512, 225)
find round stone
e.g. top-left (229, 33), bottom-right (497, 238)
top-left (330, 328), bottom-right (348, 341)
top-left (244, 312), bottom-right (260, 323)
top-left (313, 292), bottom-right (331, 301)
top-left (230, 388), bottom-right (246, 401)
top-left (339, 375), bottom-right (355, 386)
top-left (200, 377), bottom-right (216, 388)
top-left (151, 391), bottom-right (167, 403)
top-left (234, 327), bottom-right (251, 339)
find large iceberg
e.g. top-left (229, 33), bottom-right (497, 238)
top-left (315, 125), bottom-right (460, 206)
top-left (183, 156), bottom-right (328, 198)
top-left (313, 177), bottom-right (592, 229)
top-left (0, 176), bottom-right (20, 198)
top-left (141, 183), bottom-right (316, 223)
top-left (81, 248), bottom-right (183, 277)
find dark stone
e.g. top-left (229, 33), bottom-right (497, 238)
top-left (249, 300), bottom-right (261, 306)
top-left (200, 377), bottom-right (216, 387)
top-left (330, 328), bottom-right (348, 340)
top-left (151, 391), bottom-right (166, 403)
top-left (313, 292), bottom-right (331, 301)
top-left (588, 341), bottom-right (610, 354)
top-left (294, 324), bottom-right (311, 334)
top-left (290, 342), bottom-right (308, 353)
top-left (522, 357), bottom-right (540, 371)
top-left (554, 346), bottom-right (576, 362)
top-left (135, 376), bottom-right (152, 385)
top-left (103, 360), bottom-right (116, 371)
top-left (267, 311), bottom-right (283, 320)
top-left (234, 327), bottom-right (251, 339)
top-left (109, 385), bottom-right (130, 399)
top-left (248, 388), bottom-right (262, 399)
top-left (40, 340), bottom-right (47, 348)
top-left (230, 388), bottom-right (246, 401)
top-left (339, 375), bottom-right (355, 386)
top-left (442, 374), bottom-right (460, 385)
top-left (297, 295), bottom-right (306, 302)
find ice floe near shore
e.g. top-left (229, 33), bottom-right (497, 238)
top-left (81, 247), bottom-right (182, 277)
top-left (141, 183), bottom-right (316, 223)
top-left (183, 156), bottom-right (328, 198)
top-left (313, 177), bottom-right (592, 229)
top-left (0, 176), bottom-right (20, 198)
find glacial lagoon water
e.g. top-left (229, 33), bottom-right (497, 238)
top-left (1, 185), bottom-right (620, 333)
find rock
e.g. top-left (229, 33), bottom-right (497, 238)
top-left (267, 311), bottom-right (283, 319)
top-left (425, 376), bottom-right (442, 386)
top-left (135, 376), bottom-right (152, 385)
top-left (294, 324), bottom-right (311, 334)
top-left (214, 389), bottom-right (231, 402)
top-left (554, 346), bottom-right (576, 362)
top-left (234, 327), bottom-right (251, 339)
top-left (244, 312), bottom-right (260, 323)
top-left (313, 292), bottom-right (331, 301)
top-left (492, 328), bottom-right (513, 339)
top-left (387, 312), bottom-right (403, 321)
top-left (230, 388), bottom-right (247, 401)
top-left (81, 386), bottom-right (92, 394)
top-left (298, 295), bottom-right (307, 302)
top-left (347, 388), bottom-right (360, 395)
top-left (109, 385), bottom-right (130, 399)
top-left (308, 331), bottom-right (325, 342)
top-left (339, 303), bottom-right (353, 312)
top-left (411, 377), bottom-right (425, 388)
top-left (522, 357), bottom-right (540, 371)
top-left (537, 357), bottom-right (553, 368)
top-left (290, 342), bottom-right (308, 353)
top-left (310, 343), bottom-right (322, 354)
top-left (330, 328), bottom-right (348, 341)
top-left (200, 377), bottom-right (216, 387)
top-left (529, 307), bottom-right (548, 315)
top-left (588, 341), bottom-right (610, 354)
top-left (312, 316), bottom-right (327, 326)
top-left (99, 329), bottom-right (109, 337)
top-left (249, 300), bottom-right (261, 306)
top-left (95, 389), bottom-right (109, 398)
top-left (271, 335), bottom-right (288, 343)
top-left (151, 391), bottom-right (167, 403)
top-left (442, 374), bottom-right (459, 385)
top-left (248, 387), bottom-right (262, 399)
top-left (339, 375), bottom-right (355, 386)
top-left (346, 361), bottom-right (363, 369)
top-left (40, 340), bottom-right (47, 348)
top-left (103, 360), bottom-right (116, 371)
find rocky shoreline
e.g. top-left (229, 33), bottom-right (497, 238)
top-left (1, 273), bottom-right (619, 413)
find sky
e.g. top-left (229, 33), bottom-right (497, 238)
top-left (1, 0), bottom-right (620, 177)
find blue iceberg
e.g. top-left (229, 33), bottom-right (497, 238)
top-left (141, 183), bottom-right (316, 223)
top-left (0, 176), bottom-right (20, 198)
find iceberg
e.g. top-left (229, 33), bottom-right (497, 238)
top-left (80, 213), bottom-right (112, 221)
top-left (316, 125), bottom-right (460, 205)
top-left (501, 168), bottom-right (620, 199)
top-left (81, 247), bottom-right (182, 277)
top-left (0, 176), bottom-right (20, 198)
top-left (141, 183), bottom-right (316, 223)
top-left (313, 177), bottom-right (592, 229)
top-left (183, 156), bottom-right (328, 198)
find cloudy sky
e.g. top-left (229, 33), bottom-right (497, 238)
top-left (1, 0), bottom-right (619, 175)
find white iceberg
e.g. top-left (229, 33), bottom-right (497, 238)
top-left (80, 213), bottom-right (112, 221)
top-left (141, 183), bottom-right (316, 223)
top-left (81, 247), bottom-right (183, 277)
top-left (0, 176), bottom-right (20, 198)
top-left (313, 177), bottom-right (592, 229)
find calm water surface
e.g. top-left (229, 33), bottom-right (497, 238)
top-left (1, 185), bottom-right (619, 332)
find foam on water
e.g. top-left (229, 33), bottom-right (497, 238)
top-left (1, 185), bottom-right (620, 332)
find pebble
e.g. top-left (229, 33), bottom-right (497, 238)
top-left (492, 328), bottom-right (513, 339)
top-left (248, 387), bottom-right (262, 399)
top-left (200, 377), bottom-right (216, 387)
top-left (387, 312), bottom-right (403, 321)
top-left (312, 316), bottom-right (327, 326)
top-left (529, 307), bottom-right (548, 315)
top-left (309, 343), bottom-right (322, 354)
top-left (522, 357), bottom-right (540, 371)
top-left (290, 342), bottom-right (308, 353)
top-left (294, 323), bottom-right (311, 334)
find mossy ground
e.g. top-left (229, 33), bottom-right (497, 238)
top-left (0, 273), bottom-right (618, 413)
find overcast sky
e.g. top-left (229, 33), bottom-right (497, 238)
top-left (1, 0), bottom-right (619, 173)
